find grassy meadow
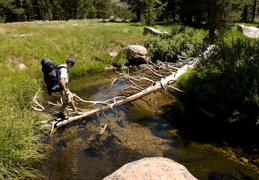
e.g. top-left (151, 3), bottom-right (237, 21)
top-left (0, 20), bottom-right (163, 179)
top-left (1, 19), bottom-right (258, 178)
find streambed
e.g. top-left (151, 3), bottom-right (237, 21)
top-left (37, 70), bottom-right (259, 180)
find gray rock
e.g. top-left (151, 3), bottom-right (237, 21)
top-left (125, 45), bottom-right (150, 65)
top-left (18, 63), bottom-right (27, 70)
top-left (103, 157), bottom-right (198, 180)
top-left (144, 27), bottom-right (163, 36)
top-left (143, 27), bottom-right (168, 36)
top-left (238, 25), bottom-right (259, 38)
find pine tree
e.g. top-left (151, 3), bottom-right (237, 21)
top-left (94, 0), bottom-right (113, 20)
top-left (141, 0), bottom-right (166, 25)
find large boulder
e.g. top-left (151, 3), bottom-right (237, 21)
top-left (237, 24), bottom-right (259, 38)
top-left (125, 45), bottom-right (150, 65)
top-left (103, 157), bottom-right (198, 180)
top-left (143, 27), bottom-right (168, 36)
top-left (144, 27), bottom-right (163, 36)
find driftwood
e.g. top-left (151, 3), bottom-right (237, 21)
top-left (54, 60), bottom-right (194, 128)
top-left (32, 45), bottom-right (218, 134)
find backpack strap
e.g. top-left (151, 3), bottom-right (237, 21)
top-left (57, 65), bottom-right (67, 70)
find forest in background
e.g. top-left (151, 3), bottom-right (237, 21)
top-left (0, 0), bottom-right (258, 23)
top-left (1, 0), bottom-right (259, 41)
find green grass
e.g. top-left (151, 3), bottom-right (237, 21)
top-left (0, 20), bottom-right (148, 74)
top-left (1, 20), bottom-right (256, 178)
top-left (0, 20), bottom-right (151, 179)
top-left (0, 66), bottom-right (48, 179)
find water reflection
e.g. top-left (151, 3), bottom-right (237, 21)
top-left (38, 71), bottom-right (259, 180)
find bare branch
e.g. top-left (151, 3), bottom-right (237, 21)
top-left (31, 87), bottom-right (45, 111)
top-left (166, 85), bottom-right (184, 92)
top-left (33, 45), bottom-right (218, 133)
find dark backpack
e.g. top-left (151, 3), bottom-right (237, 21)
top-left (41, 58), bottom-right (66, 95)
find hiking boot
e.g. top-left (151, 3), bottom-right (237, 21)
top-left (57, 112), bottom-right (66, 119)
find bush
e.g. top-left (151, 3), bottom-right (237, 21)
top-left (112, 50), bottom-right (127, 67)
top-left (143, 26), bottom-right (206, 62)
top-left (178, 38), bottom-right (259, 133)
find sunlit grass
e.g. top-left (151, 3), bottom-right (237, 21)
top-left (1, 20), bottom-right (254, 178)
top-left (0, 20), bottom-right (149, 178)
top-left (0, 66), bottom-right (48, 179)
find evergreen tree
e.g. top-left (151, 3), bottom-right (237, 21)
top-left (205, 0), bottom-right (232, 42)
top-left (85, 0), bottom-right (97, 19)
top-left (113, 4), bottom-right (134, 20)
top-left (94, 0), bottom-right (113, 20)
top-left (0, 0), bottom-right (257, 23)
top-left (60, 0), bottom-right (90, 20)
top-left (32, 0), bottom-right (63, 20)
top-left (159, 0), bottom-right (180, 21)
top-left (241, 0), bottom-right (253, 21)
top-left (121, 0), bottom-right (142, 21)
top-left (0, 0), bottom-right (26, 22)
top-left (141, 0), bottom-right (166, 25)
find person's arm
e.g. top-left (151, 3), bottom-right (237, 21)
top-left (60, 77), bottom-right (68, 92)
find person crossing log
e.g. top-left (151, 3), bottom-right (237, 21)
top-left (32, 45), bottom-right (219, 134)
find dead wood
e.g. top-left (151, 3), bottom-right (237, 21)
top-left (33, 45), bottom-right (219, 133)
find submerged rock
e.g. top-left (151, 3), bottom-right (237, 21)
top-left (103, 157), bottom-right (197, 180)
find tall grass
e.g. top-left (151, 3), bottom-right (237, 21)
top-left (0, 20), bottom-right (150, 178)
top-left (0, 66), bottom-right (48, 179)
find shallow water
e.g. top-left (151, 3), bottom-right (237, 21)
top-left (38, 71), bottom-right (259, 180)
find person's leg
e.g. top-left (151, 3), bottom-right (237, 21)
top-left (58, 90), bottom-right (68, 118)
top-left (67, 90), bottom-right (78, 112)
top-left (60, 103), bottom-right (67, 113)
top-left (71, 98), bottom-right (77, 112)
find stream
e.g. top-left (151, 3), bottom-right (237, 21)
top-left (37, 70), bottom-right (259, 180)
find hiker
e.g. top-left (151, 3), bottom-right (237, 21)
top-left (57, 59), bottom-right (78, 119)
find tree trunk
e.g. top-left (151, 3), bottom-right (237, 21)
top-left (54, 57), bottom-right (200, 128)
top-left (33, 45), bottom-right (218, 133)
top-left (253, 0), bottom-right (257, 22)
top-left (208, 8), bottom-right (216, 43)
top-left (242, 4), bottom-right (248, 21)
top-left (55, 82), bottom-right (162, 128)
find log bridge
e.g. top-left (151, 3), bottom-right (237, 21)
top-left (32, 45), bottom-right (218, 134)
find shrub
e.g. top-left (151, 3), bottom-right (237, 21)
top-left (143, 26), bottom-right (206, 62)
top-left (178, 38), bottom-right (259, 133)
top-left (112, 50), bottom-right (127, 67)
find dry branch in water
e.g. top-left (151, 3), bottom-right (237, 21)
top-left (32, 45), bottom-right (219, 134)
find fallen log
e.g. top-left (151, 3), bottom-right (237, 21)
top-left (54, 57), bottom-right (201, 128)
top-left (34, 45), bottom-right (218, 133)
top-left (55, 82), bottom-right (162, 128)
